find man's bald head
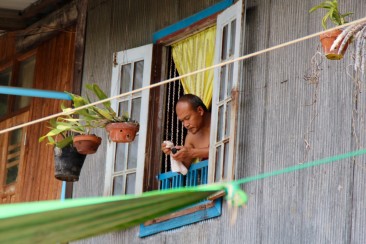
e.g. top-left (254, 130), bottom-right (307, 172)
top-left (176, 94), bottom-right (208, 112)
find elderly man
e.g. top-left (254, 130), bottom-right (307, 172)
top-left (161, 94), bottom-right (211, 169)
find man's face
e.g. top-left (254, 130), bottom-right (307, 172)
top-left (176, 101), bottom-right (204, 134)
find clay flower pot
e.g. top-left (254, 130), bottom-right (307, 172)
top-left (105, 122), bottom-right (139, 143)
top-left (320, 29), bottom-right (349, 60)
top-left (73, 134), bottom-right (102, 154)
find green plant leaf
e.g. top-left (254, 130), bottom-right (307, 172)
top-left (49, 118), bottom-right (57, 129)
top-left (55, 136), bottom-right (73, 148)
top-left (325, 0), bottom-right (336, 8)
top-left (47, 136), bottom-right (55, 144)
top-left (39, 128), bottom-right (65, 142)
top-left (309, 3), bottom-right (329, 12)
top-left (63, 118), bottom-right (82, 122)
top-left (86, 84), bottom-right (112, 109)
top-left (342, 12), bottom-right (354, 17)
top-left (94, 107), bottom-right (115, 121)
top-left (56, 124), bottom-right (73, 131)
top-left (322, 11), bottom-right (331, 29)
top-left (309, 0), bottom-right (353, 29)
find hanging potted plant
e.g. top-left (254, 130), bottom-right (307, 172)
top-left (61, 106), bottom-right (102, 155)
top-left (104, 116), bottom-right (139, 143)
top-left (309, 0), bottom-right (353, 60)
top-left (67, 84), bottom-right (139, 143)
top-left (39, 115), bottom-right (88, 182)
top-left (73, 133), bottom-right (102, 154)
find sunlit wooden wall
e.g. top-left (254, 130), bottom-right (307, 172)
top-left (0, 33), bottom-right (16, 62)
top-left (0, 29), bottom-right (76, 203)
top-left (18, 30), bottom-right (76, 202)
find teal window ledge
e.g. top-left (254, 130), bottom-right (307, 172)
top-left (139, 160), bottom-right (222, 237)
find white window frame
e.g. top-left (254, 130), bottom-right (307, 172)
top-left (103, 44), bottom-right (153, 195)
top-left (209, 0), bottom-right (242, 183)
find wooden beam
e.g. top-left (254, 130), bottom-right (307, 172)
top-left (144, 45), bottom-right (166, 192)
top-left (156, 14), bottom-right (218, 45)
top-left (20, 0), bottom-right (71, 19)
top-left (0, 0), bottom-right (72, 31)
top-left (144, 200), bottom-right (216, 226)
top-left (72, 0), bottom-right (88, 95)
top-left (0, 9), bottom-right (27, 30)
top-left (65, 0), bottom-right (88, 198)
top-left (143, 192), bottom-right (224, 226)
top-left (15, 1), bottom-right (77, 53)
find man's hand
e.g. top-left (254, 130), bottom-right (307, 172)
top-left (161, 142), bottom-right (172, 155)
top-left (171, 146), bottom-right (193, 168)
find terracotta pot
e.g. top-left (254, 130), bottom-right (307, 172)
top-left (54, 146), bottom-right (86, 182)
top-left (105, 122), bottom-right (139, 143)
top-left (320, 29), bottom-right (349, 60)
top-left (73, 134), bottom-right (102, 154)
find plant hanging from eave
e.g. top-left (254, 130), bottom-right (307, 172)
top-left (309, 0), bottom-right (354, 60)
top-left (330, 22), bottom-right (366, 73)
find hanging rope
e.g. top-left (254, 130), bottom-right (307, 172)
top-left (1, 17), bottom-right (366, 135)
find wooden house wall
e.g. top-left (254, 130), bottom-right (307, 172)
top-left (72, 0), bottom-right (222, 197)
top-left (235, 0), bottom-right (366, 243)
top-left (0, 33), bottom-right (16, 63)
top-left (18, 30), bottom-right (76, 202)
top-left (73, 0), bottom-right (366, 243)
top-left (0, 30), bottom-right (76, 203)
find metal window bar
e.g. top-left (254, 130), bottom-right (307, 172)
top-left (161, 47), bottom-right (186, 173)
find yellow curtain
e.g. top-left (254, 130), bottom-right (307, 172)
top-left (172, 26), bottom-right (216, 108)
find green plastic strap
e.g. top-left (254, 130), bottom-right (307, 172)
top-left (234, 148), bottom-right (366, 186)
top-left (0, 149), bottom-right (366, 243)
top-left (221, 149), bottom-right (366, 208)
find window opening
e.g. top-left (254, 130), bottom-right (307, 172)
top-left (5, 128), bottom-right (23, 185)
top-left (0, 68), bottom-right (12, 117)
top-left (0, 55), bottom-right (36, 119)
top-left (14, 56), bottom-right (36, 110)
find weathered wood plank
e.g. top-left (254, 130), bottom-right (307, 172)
top-left (15, 1), bottom-right (78, 53)
top-left (17, 30), bottom-right (75, 203)
top-left (73, 0), bottom-right (366, 243)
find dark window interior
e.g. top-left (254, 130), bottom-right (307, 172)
top-left (0, 55), bottom-right (35, 120)
top-left (161, 47), bottom-right (186, 173)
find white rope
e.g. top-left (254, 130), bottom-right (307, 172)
top-left (2, 17), bottom-right (366, 135)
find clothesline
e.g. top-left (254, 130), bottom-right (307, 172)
top-left (1, 16), bottom-right (366, 135)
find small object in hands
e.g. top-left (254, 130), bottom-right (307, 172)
top-left (171, 147), bottom-right (179, 154)
top-left (163, 140), bottom-right (188, 175)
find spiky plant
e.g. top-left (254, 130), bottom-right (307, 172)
top-left (309, 0), bottom-right (353, 30)
top-left (66, 84), bottom-right (136, 127)
top-left (38, 114), bottom-right (88, 148)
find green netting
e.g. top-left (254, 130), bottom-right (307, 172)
top-left (1, 148), bottom-right (366, 243)
top-left (0, 184), bottom-right (229, 244)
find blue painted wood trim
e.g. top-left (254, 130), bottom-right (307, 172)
top-left (152, 0), bottom-right (234, 43)
top-left (60, 181), bottom-right (66, 201)
top-left (0, 86), bottom-right (72, 100)
top-left (139, 198), bottom-right (222, 237)
top-left (158, 160), bottom-right (208, 181)
top-left (140, 159), bottom-right (221, 237)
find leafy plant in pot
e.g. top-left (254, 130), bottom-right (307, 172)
top-left (61, 106), bottom-right (102, 155)
top-left (39, 115), bottom-right (90, 182)
top-left (309, 0), bottom-right (353, 60)
top-left (68, 84), bottom-right (140, 143)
